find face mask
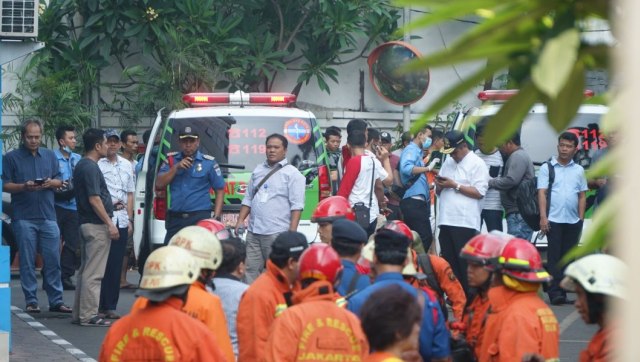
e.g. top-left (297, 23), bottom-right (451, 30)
top-left (63, 146), bottom-right (72, 153)
top-left (422, 137), bottom-right (432, 150)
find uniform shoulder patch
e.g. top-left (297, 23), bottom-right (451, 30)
top-left (202, 154), bottom-right (215, 160)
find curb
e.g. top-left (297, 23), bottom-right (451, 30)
top-left (10, 306), bottom-right (96, 362)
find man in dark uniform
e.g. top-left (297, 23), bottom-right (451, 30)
top-left (156, 126), bottom-right (225, 245)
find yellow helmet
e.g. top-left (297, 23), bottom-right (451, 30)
top-left (139, 246), bottom-right (200, 291)
top-left (169, 225), bottom-right (223, 270)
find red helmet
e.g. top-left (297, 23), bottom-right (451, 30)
top-left (497, 238), bottom-right (551, 283)
top-left (298, 244), bottom-right (343, 283)
top-left (311, 196), bottom-right (355, 223)
top-left (380, 220), bottom-right (413, 241)
top-left (460, 231), bottom-right (512, 270)
top-left (196, 219), bottom-right (231, 241)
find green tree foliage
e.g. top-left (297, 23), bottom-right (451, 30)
top-left (397, 0), bottom-right (613, 258)
top-left (6, 0), bottom-right (399, 128)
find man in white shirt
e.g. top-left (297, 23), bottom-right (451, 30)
top-left (337, 130), bottom-right (393, 236)
top-left (474, 125), bottom-right (504, 232)
top-left (97, 129), bottom-right (135, 318)
top-left (435, 131), bottom-right (489, 294)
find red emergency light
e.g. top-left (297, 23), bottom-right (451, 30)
top-left (183, 91), bottom-right (296, 107)
top-left (478, 89), bottom-right (595, 101)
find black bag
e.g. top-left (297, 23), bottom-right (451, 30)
top-left (450, 336), bottom-right (475, 362)
top-left (515, 161), bottom-right (555, 231)
top-left (353, 202), bottom-right (371, 230)
top-left (353, 158), bottom-right (375, 230)
top-left (53, 179), bottom-right (75, 202)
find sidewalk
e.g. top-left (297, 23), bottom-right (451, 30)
top-left (10, 307), bottom-right (95, 362)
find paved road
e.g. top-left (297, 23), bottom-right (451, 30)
top-left (10, 272), bottom-right (598, 360)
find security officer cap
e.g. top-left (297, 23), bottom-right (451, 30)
top-left (179, 126), bottom-right (199, 139)
top-left (332, 219), bottom-right (367, 245)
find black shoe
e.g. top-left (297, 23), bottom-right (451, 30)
top-left (550, 295), bottom-right (566, 306)
top-left (62, 278), bottom-right (76, 291)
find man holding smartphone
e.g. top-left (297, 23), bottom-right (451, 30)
top-left (2, 119), bottom-right (71, 314)
top-left (435, 131), bottom-right (489, 294)
top-left (156, 126), bottom-right (225, 244)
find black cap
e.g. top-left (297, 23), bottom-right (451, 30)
top-left (380, 132), bottom-right (392, 144)
top-left (270, 231), bottom-right (308, 260)
top-left (374, 229), bottom-right (410, 257)
top-left (179, 126), bottom-right (199, 139)
top-left (441, 130), bottom-right (466, 154)
top-left (332, 219), bottom-right (368, 244)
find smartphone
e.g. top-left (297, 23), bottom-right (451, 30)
top-left (34, 178), bottom-right (45, 185)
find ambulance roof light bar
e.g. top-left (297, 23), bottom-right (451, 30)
top-left (478, 89), bottom-right (595, 102)
top-left (183, 90), bottom-right (296, 107)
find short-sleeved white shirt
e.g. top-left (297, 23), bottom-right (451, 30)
top-left (438, 151), bottom-right (489, 230)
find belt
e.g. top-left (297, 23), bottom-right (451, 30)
top-left (410, 195), bottom-right (426, 201)
top-left (167, 210), bottom-right (210, 219)
top-left (113, 203), bottom-right (126, 211)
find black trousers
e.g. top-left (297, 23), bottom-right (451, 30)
top-left (163, 210), bottom-right (211, 245)
top-left (56, 206), bottom-right (81, 280)
top-left (481, 209), bottom-right (503, 232)
top-left (400, 197), bottom-right (433, 251)
top-left (546, 220), bottom-right (583, 298)
top-left (439, 225), bottom-right (478, 294)
top-left (100, 227), bottom-right (128, 311)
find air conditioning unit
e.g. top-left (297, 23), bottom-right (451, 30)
top-left (0, 0), bottom-right (38, 39)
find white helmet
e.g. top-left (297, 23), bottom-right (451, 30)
top-left (139, 246), bottom-right (200, 291)
top-left (169, 225), bottom-right (223, 270)
top-left (561, 254), bottom-right (627, 300)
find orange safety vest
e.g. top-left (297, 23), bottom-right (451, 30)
top-left (580, 326), bottom-right (612, 362)
top-left (237, 260), bottom-right (300, 362)
top-left (265, 280), bottom-right (368, 362)
top-left (131, 281), bottom-right (234, 362)
top-left (461, 291), bottom-right (491, 358)
top-left (479, 285), bottom-right (559, 362)
top-left (100, 297), bottom-right (226, 361)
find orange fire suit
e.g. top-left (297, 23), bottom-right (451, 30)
top-left (580, 326), bottom-right (611, 362)
top-left (131, 281), bottom-right (234, 362)
top-left (365, 351), bottom-right (404, 362)
top-left (237, 260), bottom-right (300, 362)
top-left (100, 297), bottom-right (226, 361)
top-left (265, 280), bottom-right (368, 362)
top-left (479, 285), bottom-right (559, 362)
top-left (409, 252), bottom-right (466, 321)
top-left (460, 291), bottom-right (491, 358)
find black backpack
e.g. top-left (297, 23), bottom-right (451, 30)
top-left (515, 161), bottom-right (555, 231)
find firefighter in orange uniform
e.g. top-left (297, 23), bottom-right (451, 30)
top-left (479, 238), bottom-right (560, 362)
top-left (130, 226), bottom-right (234, 362)
top-left (237, 231), bottom-right (308, 362)
top-left (560, 254), bottom-right (626, 362)
top-left (100, 246), bottom-right (226, 361)
top-left (457, 232), bottom-right (511, 358)
top-left (311, 195), bottom-right (356, 245)
top-left (265, 243), bottom-right (368, 362)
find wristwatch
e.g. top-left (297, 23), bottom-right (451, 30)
top-left (455, 184), bottom-right (461, 192)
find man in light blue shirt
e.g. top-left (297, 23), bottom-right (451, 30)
top-left (210, 238), bottom-right (249, 359)
top-left (54, 125), bottom-right (82, 291)
top-left (399, 126), bottom-right (433, 251)
top-left (235, 134), bottom-right (306, 282)
top-left (538, 131), bottom-right (588, 305)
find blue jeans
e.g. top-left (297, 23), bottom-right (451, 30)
top-left (506, 213), bottom-right (533, 241)
top-left (13, 219), bottom-right (63, 307)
